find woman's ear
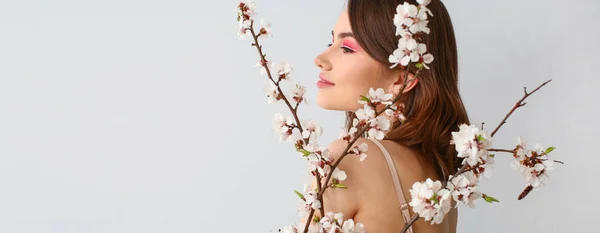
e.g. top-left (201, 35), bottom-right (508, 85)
top-left (389, 71), bottom-right (419, 96)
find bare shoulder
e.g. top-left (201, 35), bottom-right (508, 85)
top-left (356, 139), bottom-right (455, 233)
top-left (326, 138), bottom-right (434, 191)
top-left (379, 140), bottom-right (439, 182)
top-left (315, 138), bottom-right (456, 232)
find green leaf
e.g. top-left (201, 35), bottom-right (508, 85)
top-left (294, 190), bottom-right (305, 201)
top-left (333, 183), bottom-right (348, 189)
top-left (298, 148), bottom-right (312, 157)
top-left (313, 215), bottom-right (321, 222)
top-left (545, 146), bottom-right (556, 154)
top-left (489, 154), bottom-right (495, 158)
top-left (483, 195), bottom-right (499, 203)
top-left (477, 134), bottom-right (485, 142)
top-left (360, 95), bottom-right (370, 103)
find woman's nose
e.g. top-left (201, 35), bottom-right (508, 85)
top-left (314, 53), bottom-right (332, 71)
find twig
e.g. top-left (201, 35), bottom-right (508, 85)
top-left (490, 80), bottom-right (552, 137)
top-left (247, 22), bottom-right (325, 221)
top-left (400, 214), bottom-right (419, 233)
top-left (488, 148), bottom-right (515, 154)
top-left (249, 22), bottom-right (306, 140)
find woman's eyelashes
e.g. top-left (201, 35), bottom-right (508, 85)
top-left (341, 45), bottom-right (355, 53)
top-left (326, 42), bottom-right (355, 54)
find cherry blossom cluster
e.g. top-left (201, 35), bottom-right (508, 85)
top-left (345, 88), bottom-right (398, 141)
top-left (511, 137), bottom-right (557, 190)
top-left (407, 123), bottom-right (556, 226)
top-left (297, 184), bottom-right (322, 216)
top-left (389, 0), bottom-right (435, 69)
top-left (409, 124), bottom-right (494, 224)
top-left (237, 1), bottom-right (273, 40)
top-left (316, 212), bottom-right (366, 233)
top-left (451, 124), bottom-right (495, 179)
top-left (408, 178), bottom-right (452, 224)
top-left (281, 212), bottom-right (366, 233)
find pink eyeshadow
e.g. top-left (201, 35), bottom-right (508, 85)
top-left (343, 39), bottom-right (360, 51)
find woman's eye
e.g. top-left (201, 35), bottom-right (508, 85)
top-left (326, 43), bottom-right (354, 53)
top-left (341, 46), bottom-right (355, 53)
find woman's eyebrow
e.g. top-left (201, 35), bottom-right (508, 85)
top-left (331, 30), bottom-right (354, 39)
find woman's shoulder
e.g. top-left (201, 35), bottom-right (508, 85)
top-left (326, 138), bottom-right (439, 201)
top-left (379, 139), bottom-right (440, 181)
top-left (326, 138), bottom-right (453, 232)
top-left (327, 138), bottom-right (436, 181)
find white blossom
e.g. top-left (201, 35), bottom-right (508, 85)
top-left (446, 172), bottom-right (482, 208)
top-left (367, 115), bottom-right (391, 140)
top-left (316, 212), bottom-right (365, 233)
top-left (409, 178), bottom-right (452, 224)
top-left (410, 5), bottom-right (432, 34)
top-left (353, 104), bottom-right (391, 140)
top-left (388, 37), bottom-right (419, 68)
top-left (235, 1), bottom-right (257, 40)
top-left (272, 113), bottom-right (294, 142)
top-left (305, 143), bottom-right (333, 178)
top-left (342, 219), bottom-right (366, 233)
top-left (389, 1), bottom-right (435, 69)
top-left (237, 20), bottom-right (251, 40)
top-left (266, 82), bottom-right (281, 104)
top-left (255, 59), bottom-right (274, 76)
top-left (274, 62), bottom-right (292, 80)
top-left (417, 0), bottom-right (432, 6)
top-left (350, 143), bottom-right (369, 161)
top-left (480, 155), bottom-right (495, 179)
top-left (307, 153), bottom-right (325, 177)
top-left (332, 168), bottom-right (347, 181)
top-left (394, 1), bottom-right (432, 35)
top-left (259, 19), bottom-right (273, 38)
top-left (355, 104), bottom-right (376, 122)
top-left (416, 43), bottom-right (434, 69)
top-left (339, 128), bottom-right (354, 142)
top-left (385, 103), bottom-right (406, 122)
top-left (358, 88), bottom-right (394, 106)
top-left (394, 3), bottom-right (418, 29)
top-left (302, 120), bottom-right (322, 140)
top-left (511, 137), bottom-right (556, 189)
top-left (292, 84), bottom-right (307, 105)
top-left (236, 1), bottom-right (257, 20)
top-left (450, 124), bottom-right (493, 167)
top-left (301, 184), bottom-right (321, 212)
top-left (319, 212), bottom-right (340, 233)
top-left (348, 127), bottom-right (358, 137)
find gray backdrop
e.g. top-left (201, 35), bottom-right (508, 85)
top-left (0, 0), bottom-right (598, 232)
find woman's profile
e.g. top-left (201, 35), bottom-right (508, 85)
top-left (307, 1), bottom-right (466, 232)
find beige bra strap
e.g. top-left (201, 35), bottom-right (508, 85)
top-left (369, 139), bottom-right (413, 233)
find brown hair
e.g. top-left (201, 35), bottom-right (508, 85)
top-left (345, 0), bottom-right (469, 181)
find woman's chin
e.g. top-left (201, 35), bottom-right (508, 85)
top-left (316, 93), bottom-right (336, 110)
top-left (316, 95), bottom-right (351, 111)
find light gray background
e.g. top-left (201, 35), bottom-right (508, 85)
top-left (0, 0), bottom-right (598, 232)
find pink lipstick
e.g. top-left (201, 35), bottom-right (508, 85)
top-left (317, 74), bottom-right (335, 89)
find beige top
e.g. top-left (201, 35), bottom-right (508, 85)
top-left (369, 139), bottom-right (413, 233)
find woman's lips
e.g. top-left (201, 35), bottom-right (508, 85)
top-left (317, 74), bottom-right (335, 89)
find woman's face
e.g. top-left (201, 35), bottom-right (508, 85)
top-left (314, 9), bottom-right (397, 112)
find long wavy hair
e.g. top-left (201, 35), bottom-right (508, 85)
top-left (345, 0), bottom-right (469, 181)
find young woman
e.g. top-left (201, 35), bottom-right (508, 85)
top-left (309, 1), bottom-right (468, 232)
